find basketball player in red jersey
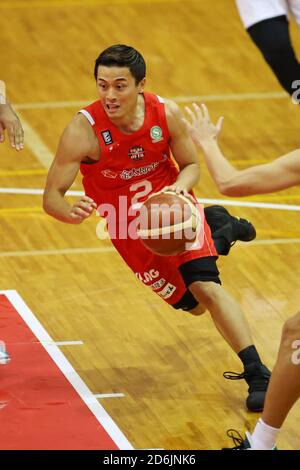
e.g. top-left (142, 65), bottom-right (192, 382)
top-left (43, 45), bottom-right (270, 412)
top-left (184, 102), bottom-right (300, 449)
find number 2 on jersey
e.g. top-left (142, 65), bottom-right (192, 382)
top-left (130, 180), bottom-right (153, 208)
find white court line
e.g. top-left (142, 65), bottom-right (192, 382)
top-left (54, 341), bottom-right (83, 346)
top-left (13, 91), bottom-right (288, 110)
top-left (95, 393), bottom-right (125, 399)
top-left (0, 188), bottom-right (81, 196)
top-left (0, 238), bottom-right (300, 259)
top-left (5, 340), bottom-right (83, 346)
top-left (0, 289), bottom-right (133, 450)
top-left (0, 247), bottom-right (115, 257)
top-left (198, 198), bottom-right (300, 212)
top-left (1, 187), bottom-right (300, 212)
top-left (17, 112), bottom-right (54, 168)
top-left (242, 238), bottom-right (300, 246)
top-left (171, 92), bottom-right (287, 103)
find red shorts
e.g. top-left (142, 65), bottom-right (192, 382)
top-left (111, 215), bottom-right (218, 307)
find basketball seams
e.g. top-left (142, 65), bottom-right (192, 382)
top-left (137, 191), bottom-right (202, 241)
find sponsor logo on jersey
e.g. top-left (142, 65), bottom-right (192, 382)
top-left (158, 283), bottom-right (176, 299)
top-left (150, 278), bottom-right (166, 291)
top-left (135, 269), bottom-right (160, 284)
top-left (101, 169), bottom-right (118, 179)
top-left (120, 162), bottom-right (159, 180)
top-left (135, 271), bottom-right (173, 296)
top-left (128, 145), bottom-right (145, 161)
top-left (101, 129), bottom-right (113, 145)
top-left (150, 125), bottom-right (163, 143)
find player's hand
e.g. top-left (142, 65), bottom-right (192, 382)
top-left (0, 102), bottom-right (24, 151)
top-left (156, 185), bottom-right (196, 203)
top-left (183, 103), bottom-right (224, 148)
top-left (68, 196), bottom-right (97, 224)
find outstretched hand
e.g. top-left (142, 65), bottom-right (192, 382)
top-left (0, 102), bottom-right (24, 151)
top-left (183, 103), bottom-right (224, 149)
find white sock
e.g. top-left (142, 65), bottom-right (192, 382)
top-left (250, 418), bottom-right (280, 450)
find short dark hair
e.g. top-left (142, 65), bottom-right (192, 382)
top-left (94, 44), bottom-right (146, 85)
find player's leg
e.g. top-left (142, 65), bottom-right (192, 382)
top-left (247, 15), bottom-right (300, 96)
top-left (224, 312), bottom-right (300, 450)
top-left (262, 311), bottom-right (300, 427)
top-left (177, 257), bottom-right (270, 411)
top-left (189, 281), bottom-right (253, 352)
top-left (173, 261), bottom-right (249, 344)
top-left (249, 312), bottom-right (300, 449)
top-left (235, 0), bottom-right (300, 96)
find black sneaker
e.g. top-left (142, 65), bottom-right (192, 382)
top-left (232, 216), bottom-right (256, 243)
top-left (204, 205), bottom-right (256, 255)
top-left (223, 362), bottom-right (271, 411)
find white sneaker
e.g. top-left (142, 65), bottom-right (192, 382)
top-left (223, 429), bottom-right (277, 450)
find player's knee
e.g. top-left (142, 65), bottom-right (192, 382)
top-left (187, 303), bottom-right (206, 316)
top-left (282, 312), bottom-right (300, 341)
top-left (189, 281), bottom-right (221, 309)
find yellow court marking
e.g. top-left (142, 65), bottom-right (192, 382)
top-left (0, 207), bottom-right (44, 215)
top-left (0, 0), bottom-right (184, 9)
top-left (258, 230), bottom-right (300, 238)
top-left (0, 169), bottom-right (47, 176)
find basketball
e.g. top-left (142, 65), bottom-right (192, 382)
top-left (136, 191), bottom-right (202, 256)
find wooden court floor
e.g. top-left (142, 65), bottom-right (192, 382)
top-left (0, 0), bottom-right (300, 449)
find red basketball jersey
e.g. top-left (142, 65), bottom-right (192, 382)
top-left (79, 93), bottom-right (217, 305)
top-left (80, 93), bottom-right (178, 211)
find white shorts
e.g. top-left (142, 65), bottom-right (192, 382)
top-left (235, 0), bottom-right (300, 29)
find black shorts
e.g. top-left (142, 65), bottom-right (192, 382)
top-left (172, 256), bottom-right (221, 311)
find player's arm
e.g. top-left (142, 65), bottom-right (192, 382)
top-left (204, 148), bottom-right (300, 196)
top-left (164, 99), bottom-right (200, 194)
top-left (43, 115), bottom-right (97, 224)
top-left (184, 103), bottom-right (300, 196)
top-left (0, 80), bottom-right (24, 151)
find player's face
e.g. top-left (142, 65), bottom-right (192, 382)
top-left (96, 66), bottom-right (145, 120)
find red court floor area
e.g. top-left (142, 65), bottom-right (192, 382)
top-left (0, 292), bottom-right (130, 450)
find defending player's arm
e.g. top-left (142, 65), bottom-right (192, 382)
top-left (43, 115), bottom-right (97, 224)
top-left (184, 103), bottom-right (300, 196)
top-left (163, 99), bottom-right (200, 195)
top-left (0, 80), bottom-right (24, 151)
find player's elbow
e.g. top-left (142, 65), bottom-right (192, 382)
top-left (43, 188), bottom-right (59, 215)
top-left (218, 180), bottom-right (245, 197)
top-left (42, 191), bottom-right (52, 215)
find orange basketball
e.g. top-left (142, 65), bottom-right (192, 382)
top-left (136, 191), bottom-right (202, 256)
